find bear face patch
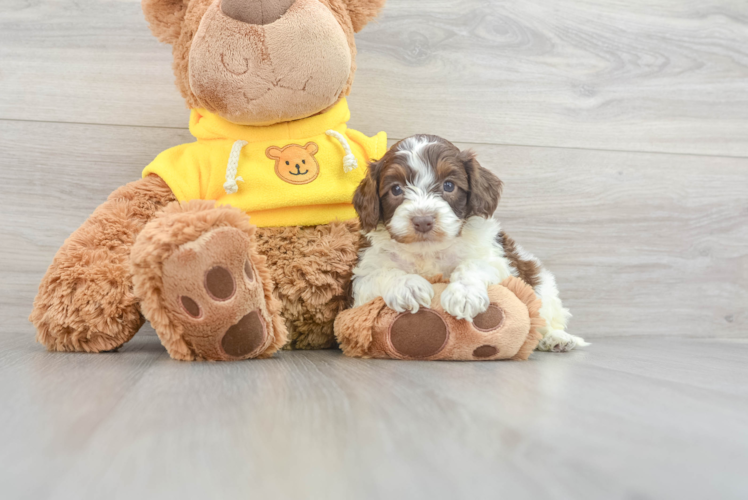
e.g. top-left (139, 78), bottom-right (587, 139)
top-left (266, 142), bottom-right (320, 185)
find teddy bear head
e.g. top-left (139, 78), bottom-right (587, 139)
top-left (142, 0), bottom-right (386, 126)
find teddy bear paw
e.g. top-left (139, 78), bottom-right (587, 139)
top-left (336, 279), bottom-right (544, 361)
top-left (160, 227), bottom-right (273, 361)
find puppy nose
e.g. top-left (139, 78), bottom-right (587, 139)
top-left (222, 0), bottom-right (295, 25)
top-left (412, 216), bottom-right (435, 234)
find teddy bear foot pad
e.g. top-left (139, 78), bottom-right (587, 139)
top-left (388, 306), bottom-right (506, 360)
top-left (160, 226), bottom-right (271, 361)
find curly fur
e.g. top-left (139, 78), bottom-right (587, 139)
top-left (256, 219), bottom-right (360, 349)
top-left (131, 200), bottom-right (288, 360)
top-left (142, 0), bottom-right (189, 44)
top-left (30, 176), bottom-right (176, 352)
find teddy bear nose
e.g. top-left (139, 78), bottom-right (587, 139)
top-left (221, 0), bottom-right (295, 25)
top-left (412, 216), bottom-right (435, 234)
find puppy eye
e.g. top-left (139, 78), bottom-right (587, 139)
top-left (391, 185), bottom-right (403, 196)
top-left (443, 181), bottom-right (455, 192)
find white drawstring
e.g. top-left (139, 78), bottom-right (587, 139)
top-left (325, 130), bottom-right (358, 173)
top-left (224, 140), bottom-right (248, 194)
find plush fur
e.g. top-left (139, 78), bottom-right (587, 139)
top-left (352, 135), bottom-right (588, 352)
top-left (142, 0), bottom-right (190, 44)
top-left (141, 0), bottom-right (386, 122)
top-left (222, 0), bottom-right (295, 25)
top-left (30, 176), bottom-right (175, 352)
top-left (255, 219), bottom-right (360, 350)
top-left (343, 0), bottom-right (386, 33)
top-left (188, 0), bottom-right (353, 125)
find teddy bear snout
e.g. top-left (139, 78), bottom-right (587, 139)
top-left (222, 0), bottom-right (295, 25)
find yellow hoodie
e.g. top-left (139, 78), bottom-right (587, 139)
top-left (143, 99), bottom-right (386, 227)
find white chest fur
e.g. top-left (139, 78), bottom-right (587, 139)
top-left (355, 216), bottom-right (514, 282)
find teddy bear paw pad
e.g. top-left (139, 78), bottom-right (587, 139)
top-left (473, 304), bottom-right (505, 331)
top-left (221, 310), bottom-right (267, 358)
top-left (161, 227), bottom-right (270, 361)
top-left (388, 309), bottom-right (449, 359)
top-left (472, 345), bottom-right (499, 358)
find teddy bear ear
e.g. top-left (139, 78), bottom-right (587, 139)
top-left (266, 146), bottom-right (283, 160)
top-left (142, 0), bottom-right (188, 45)
top-left (341, 0), bottom-right (387, 33)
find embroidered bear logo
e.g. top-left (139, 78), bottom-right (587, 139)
top-left (266, 142), bottom-right (320, 185)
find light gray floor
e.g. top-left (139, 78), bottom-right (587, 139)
top-left (1, 0), bottom-right (748, 498)
top-left (1, 333), bottom-right (747, 500)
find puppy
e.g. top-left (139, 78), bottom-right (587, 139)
top-left (351, 135), bottom-right (587, 352)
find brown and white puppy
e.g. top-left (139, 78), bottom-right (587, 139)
top-left (352, 135), bottom-right (587, 352)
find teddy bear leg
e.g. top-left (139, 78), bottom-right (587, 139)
top-left (131, 201), bottom-right (287, 361)
top-left (30, 176), bottom-right (176, 353)
top-left (255, 220), bottom-right (361, 350)
top-left (338, 278), bottom-right (545, 361)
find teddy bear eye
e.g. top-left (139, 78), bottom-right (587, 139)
top-left (443, 181), bottom-right (455, 193)
top-left (286, 161), bottom-right (290, 165)
top-left (391, 185), bottom-right (403, 196)
top-left (302, 160), bottom-right (306, 164)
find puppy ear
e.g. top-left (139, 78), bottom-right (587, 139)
top-left (142, 0), bottom-right (188, 45)
top-left (341, 0), bottom-right (387, 33)
top-left (460, 150), bottom-right (503, 218)
top-left (353, 159), bottom-right (383, 232)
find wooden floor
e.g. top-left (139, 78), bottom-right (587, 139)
top-left (1, 334), bottom-right (747, 499)
top-left (1, 0), bottom-right (747, 498)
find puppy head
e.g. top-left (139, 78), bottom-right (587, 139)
top-left (353, 135), bottom-right (503, 243)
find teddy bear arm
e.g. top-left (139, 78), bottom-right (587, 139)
top-left (29, 175), bottom-right (176, 353)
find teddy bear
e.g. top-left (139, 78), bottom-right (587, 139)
top-left (29, 0), bottom-right (389, 361)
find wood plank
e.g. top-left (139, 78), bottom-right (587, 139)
top-left (467, 141), bottom-right (748, 339)
top-left (0, 0), bottom-right (189, 129)
top-left (0, 337), bottom-right (746, 499)
top-left (354, 0), bottom-right (748, 156)
top-left (1, 119), bottom-right (746, 340)
top-left (1, 0), bottom-right (747, 156)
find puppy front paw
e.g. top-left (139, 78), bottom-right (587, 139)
top-left (383, 275), bottom-right (435, 314)
top-left (440, 282), bottom-right (490, 321)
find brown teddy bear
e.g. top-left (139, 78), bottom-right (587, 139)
top-left (30, 0), bottom-right (388, 361)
